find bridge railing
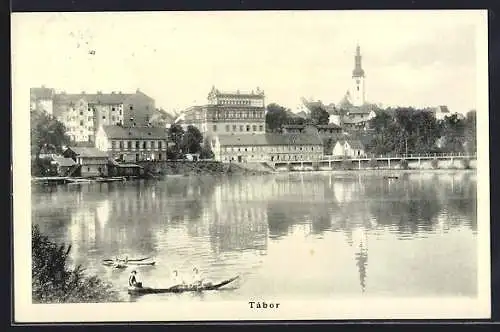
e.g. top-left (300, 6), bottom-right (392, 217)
top-left (320, 152), bottom-right (476, 161)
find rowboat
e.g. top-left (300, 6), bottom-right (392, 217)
top-left (102, 257), bottom-right (151, 263)
top-left (103, 261), bottom-right (156, 267)
top-left (127, 276), bottom-right (239, 295)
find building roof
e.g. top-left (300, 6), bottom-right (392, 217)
top-left (52, 90), bottom-right (154, 106)
top-left (282, 123), bottom-right (342, 130)
top-left (338, 139), bottom-right (365, 150)
top-left (65, 147), bottom-right (109, 158)
top-left (31, 87), bottom-right (55, 100)
top-left (217, 132), bottom-right (323, 147)
top-left (102, 125), bottom-right (168, 140)
top-left (208, 86), bottom-right (265, 99)
top-left (435, 105), bottom-right (450, 113)
top-left (343, 117), bottom-right (369, 124)
top-left (51, 156), bottom-right (76, 167)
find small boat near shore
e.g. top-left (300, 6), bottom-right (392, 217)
top-left (102, 256), bottom-right (151, 263)
top-left (127, 276), bottom-right (239, 295)
top-left (103, 260), bottom-right (156, 267)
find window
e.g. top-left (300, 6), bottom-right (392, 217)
top-left (112, 107), bottom-right (115, 111)
top-left (252, 125), bottom-right (257, 131)
top-left (80, 120), bottom-right (84, 126)
top-left (158, 153), bottom-right (162, 161)
top-left (88, 116), bottom-right (92, 121)
top-left (259, 125), bottom-right (263, 131)
top-left (127, 141), bottom-right (132, 149)
top-left (158, 141), bottom-right (162, 149)
top-left (213, 125), bottom-right (217, 132)
top-left (111, 141), bottom-right (116, 149)
top-left (233, 125), bottom-right (237, 131)
top-left (246, 125), bottom-right (250, 132)
top-left (136, 154), bottom-right (140, 161)
top-left (136, 141), bottom-right (140, 149)
top-left (130, 105), bottom-right (133, 110)
top-left (240, 125), bottom-right (244, 131)
top-left (119, 110), bottom-right (122, 115)
top-left (143, 141), bottom-right (147, 149)
top-left (102, 116), bottom-right (106, 120)
top-left (226, 125), bottom-right (230, 132)
top-left (80, 111), bottom-right (83, 116)
top-left (87, 167), bottom-right (90, 172)
top-left (151, 141), bottom-right (155, 149)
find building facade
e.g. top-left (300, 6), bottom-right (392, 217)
top-left (183, 86), bottom-right (266, 137)
top-left (30, 86), bottom-right (55, 115)
top-left (30, 87), bottom-right (155, 143)
top-left (332, 139), bottom-right (366, 158)
top-left (212, 126), bottom-right (324, 163)
top-left (63, 147), bottom-right (110, 177)
top-left (95, 125), bottom-right (169, 162)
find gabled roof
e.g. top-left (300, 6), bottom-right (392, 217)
top-left (65, 147), bottom-right (109, 158)
top-left (102, 125), bottom-right (168, 140)
top-left (343, 117), bottom-right (369, 124)
top-left (217, 132), bottom-right (323, 147)
top-left (51, 156), bottom-right (76, 167)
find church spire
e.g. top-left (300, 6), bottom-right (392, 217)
top-left (352, 44), bottom-right (365, 78)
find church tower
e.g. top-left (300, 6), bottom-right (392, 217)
top-left (351, 45), bottom-right (366, 106)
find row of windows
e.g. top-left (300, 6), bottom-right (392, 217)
top-left (218, 124), bottom-right (264, 133)
top-left (219, 99), bottom-right (253, 105)
top-left (223, 154), bottom-right (317, 162)
top-left (222, 145), bottom-right (318, 153)
top-left (210, 111), bottom-right (264, 119)
top-left (111, 140), bottom-right (165, 150)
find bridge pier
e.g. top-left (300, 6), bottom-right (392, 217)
top-left (358, 160), bottom-right (361, 170)
top-left (388, 159), bottom-right (391, 168)
top-left (418, 158), bottom-right (421, 168)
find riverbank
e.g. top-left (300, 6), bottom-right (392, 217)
top-left (141, 160), bottom-right (272, 176)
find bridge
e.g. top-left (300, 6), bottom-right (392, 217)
top-left (272, 152), bottom-right (477, 170)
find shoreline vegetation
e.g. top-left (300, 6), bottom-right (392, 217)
top-left (32, 225), bottom-right (120, 303)
top-left (32, 158), bottom-right (477, 184)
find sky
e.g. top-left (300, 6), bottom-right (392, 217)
top-left (12, 10), bottom-right (486, 114)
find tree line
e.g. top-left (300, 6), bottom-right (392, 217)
top-left (265, 102), bottom-right (477, 155)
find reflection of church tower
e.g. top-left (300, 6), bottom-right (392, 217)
top-left (351, 45), bottom-right (366, 107)
top-left (349, 227), bottom-right (369, 293)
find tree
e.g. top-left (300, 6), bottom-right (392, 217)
top-left (200, 139), bottom-right (215, 160)
top-left (31, 109), bottom-right (70, 160)
top-left (167, 124), bottom-right (185, 150)
top-left (32, 224), bottom-right (119, 303)
top-left (464, 110), bottom-right (477, 154)
top-left (309, 104), bottom-right (329, 125)
top-left (181, 125), bottom-right (203, 154)
top-left (265, 103), bottom-right (289, 132)
top-left (439, 114), bottom-right (466, 153)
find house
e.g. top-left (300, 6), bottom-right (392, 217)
top-left (429, 105), bottom-right (451, 121)
top-left (107, 159), bottom-right (144, 177)
top-left (95, 125), bottom-right (169, 163)
top-left (332, 139), bottom-right (366, 158)
top-left (50, 155), bottom-right (77, 176)
top-left (63, 147), bottom-right (110, 177)
top-left (282, 124), bottom-right (343, 138)
top-left (212, 126), bottom-right (324, 163)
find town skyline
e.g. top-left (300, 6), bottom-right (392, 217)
top-left (14, 10), bottom-right (481, 114)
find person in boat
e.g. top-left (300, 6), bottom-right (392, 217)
top-left (128, 270), bottom-right (142, 288)
top-left (171, 270), bottom-right (185, 287)
top-left (190, 267), bottom-right (204, 288)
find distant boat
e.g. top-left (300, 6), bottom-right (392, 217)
top-left (384, 176), bottom-right (399, 180)
top-left (102, 256), bottom-right (151, 263)
top-left (103, 261), bottom-right (156, 267)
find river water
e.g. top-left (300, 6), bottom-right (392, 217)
top-left (32, 171), bottom-right (477, 303)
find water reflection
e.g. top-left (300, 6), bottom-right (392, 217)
top-left (32, 171), bottom-right (477, 298)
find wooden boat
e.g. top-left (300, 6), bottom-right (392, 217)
top-left (102, 257), bottom-right (151, 263)
top-left (127, 276), bottom-right (239, 295)
top-left (103, 261), bottom-right (156, 267)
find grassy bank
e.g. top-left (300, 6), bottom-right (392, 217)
top-left (142, 161), bottom-right (272, 176)
top-left (32, 225), bottom-right (120, 303)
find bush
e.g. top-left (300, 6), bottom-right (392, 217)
top-left (369, 158), bottom-right (378, 169)
top-left (400, 159), bottom-right (409, 169)
top-left (32, 225), bottom-right (120, 303)
top-left (461, 158), bottom-right (471, 169)
top-left (341, 159), bottom-right (353, 170)
top-left (431, 158), bottom-right (439, 169)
